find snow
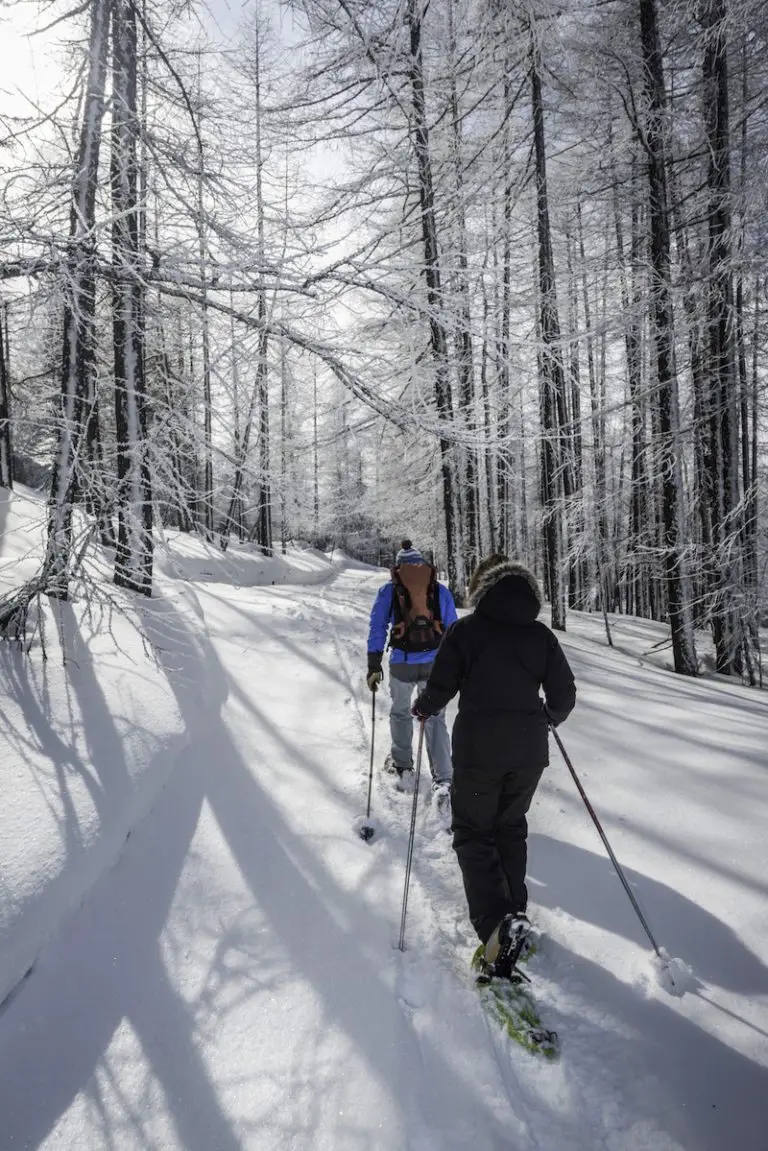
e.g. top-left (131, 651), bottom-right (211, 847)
top-left (0, 487), bottom-right (766, 1150)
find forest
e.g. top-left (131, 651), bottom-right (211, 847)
top-left (1, 0), bottom-right (766, 682)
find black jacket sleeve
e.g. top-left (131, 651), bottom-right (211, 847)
top-left (542, 634), bottom-right (576, 726)
top-left (414, 623), bottom-right (464, 716)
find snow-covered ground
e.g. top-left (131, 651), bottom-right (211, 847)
top-left (0, 487), bottom-right (766, 1150)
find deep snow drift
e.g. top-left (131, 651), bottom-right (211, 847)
top-left (0, 488), bottom-right (766, 1150)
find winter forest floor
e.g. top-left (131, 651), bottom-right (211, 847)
top-left (0, 488), bottom-right (767, 1151)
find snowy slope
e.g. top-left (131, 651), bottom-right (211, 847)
top-left (0, 488), bottom-right (343, 1012)
top-left (0, 520), bottom-right (765, 1150)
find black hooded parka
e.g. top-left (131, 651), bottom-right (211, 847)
top-left (415, 561), bottom-right (576, 769)
top-left (414, 560), bottom-right (576, 940)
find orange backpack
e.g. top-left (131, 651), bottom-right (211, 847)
top-left (389, 564), bottom-right (444, 654)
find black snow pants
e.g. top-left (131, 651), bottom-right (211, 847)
top-left (451, 762), bottom-right (544, 944)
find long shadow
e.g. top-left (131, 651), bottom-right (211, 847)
top-left (0, 646), bottom-right (109, 829)
top-left (569, 700), bottom-right (768, 773)
top-left (540, 774), bottom-right (768, 911)
top-left (0, 616), bottom-right (142, 1005)
top-left (538, 933), bottom-right (768, 1151)
top-left (569, 675), bottom-right (768, 761)
top-left (528, 833), bottom-right (768, 996)
top-left (146, 593), bottom-right (520, 1147)
top-left (188, 587), bottom-right (768, 1150)
top-left (568, 640), bottom-right (768, 719)
top-left (0, 588), bottom-right (518, 1150)
top-left (0, 648), bottom-right (93, 858)
top-left (0, 601), bottom-right (246, 1151)
top-left (200, 583), bottom-right (352, 693)
top-left (6, 578), bottom-right (762, 1150)
top-left (0, 748), bottom-right (246, 1151)
top-left (0, 598), bottom-right (200, 1013)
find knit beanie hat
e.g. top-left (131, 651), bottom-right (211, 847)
top-left (395, 538), bottom-right (425, 565)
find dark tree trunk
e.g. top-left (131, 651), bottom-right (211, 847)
top-left (531, 40), bottom-right (566, 630)
top-left (221, 26), bottom-right (272, 555)
top-left (280, 341), bottom-right (288, 555)
top-left (447, 0), bottom-right (479, 576)
top-left (406, 0), bottom-right (460, 596)
top-left (256, 310), bottom-right (272, 553)
top-left (638, 0), bottom-right (697, 673)
top-left (313, 359), bottom-right (320, 535)
top-left (577, 200), bottom-right (609, 616)
top-left (613, 158), bottom-right (650, 617)
top-left (45, 0), bottom-right (111, 595)
top-left (480, 265), bottom-right (497, 554)
top-left (564, 229), bottom-right (585, 609)
top-left (221, 327), bottom-right (269, 552)
top-left (112, 0), bottom-right (153, 595)
top-left (0, 304), bottom-right (12, 489)
top-left (701, 0), bottom-right (742, 674)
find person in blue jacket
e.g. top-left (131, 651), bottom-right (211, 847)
top-left (366, 540), bottom-right (457, 797)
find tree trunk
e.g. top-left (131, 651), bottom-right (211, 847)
top-left (480, 254), bottom-right (497, 554)
top-left (0, 304), bottom-right (12, 489)
top-left (638, 0), bottom-right (697, 673)
top-left (579, 199), bottom-right (610, 620)
top-left (313, 359), bottom-right (320, 535)
top-left (280, 340), bottom-right (288, 555)
top-left (531, 38), bottom-right (566, 630)
top-left (406, 0), bottom-right (460, 596)
top-left (564, 228), bottom-right (585, 608)
top-left (222, 328), bottom-right (268, 552)
top-left (617, 162), bottom-right (652, 617)
top-left (496, 66), bottom-right (513, 557)
top-left (112, 0), bottom-right (153, 595)
top-left (229, 294), bottom-right (245, 539)
top-left (195, 52), bottom-right (215, 539)
top-left (701, 0), bottom-right (742, 675)
top-left (448, 0), bottom-right (478, 578)
top-left (44, 0), bottom-right (111, 595)
top-left (221, 24), bottom-right (272, 554)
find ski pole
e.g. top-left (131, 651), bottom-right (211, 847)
top-left (398, 718), bottom-right (426, 951)
top-left (360, 686), bottom-right (377, 842)
top-left (549, 724), bottom-right (664, 959)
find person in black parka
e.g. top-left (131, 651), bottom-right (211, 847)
top-left (413, 555), bottom-right (576, 952)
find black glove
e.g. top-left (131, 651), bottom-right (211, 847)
top-left (412, 692), bottom-right (434, 720)
top-left (367, 652), bottom-right (383, 692)
top-left (543, 703), bottom-right (563, 728)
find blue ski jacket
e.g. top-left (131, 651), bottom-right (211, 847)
top-left (367, 580), bottom-right (458, 665)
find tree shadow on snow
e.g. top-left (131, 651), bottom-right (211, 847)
top-left (0, 588), bottom-right (519, 1151)
top-left (534, 930), bottom-right (768, 1151)
top-left (0, 609), bottom-right (246, 1150)
top-left (529, 833), bottom-right (768, 994)
top-left (527, 834), bottom-right (768, 1149)
top-left (571, 640), bottom-right (768, 726)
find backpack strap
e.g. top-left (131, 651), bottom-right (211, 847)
top-left (390, 567), bottom-right (409, 643)
top-left (428, 568), bottom-right (442, 625)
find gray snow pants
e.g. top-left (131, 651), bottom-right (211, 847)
top-left (389, 661), bottom-right (452, 786)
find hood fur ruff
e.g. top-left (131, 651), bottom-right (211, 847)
top-left (468, 559), bottom-right (543, 610)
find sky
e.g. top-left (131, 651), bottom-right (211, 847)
top-left (0, 1), bottom-right (56, 122)
top-left (0, 0), bottom-right (296, 124)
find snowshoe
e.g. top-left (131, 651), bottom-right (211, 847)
top-left (471, 940), bottom-right (558, 1059)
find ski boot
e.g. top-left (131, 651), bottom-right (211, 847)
top-left (384, 754), bottom-right (413, 777)
top-left (384, 754), bottom-right (414, 791)
top-left (432, 780), bottom-right (451, 808)
top-left (482, 914), bottom-right (531, 981)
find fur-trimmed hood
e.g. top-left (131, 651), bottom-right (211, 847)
top-left (468, 559), bottom-right (542, 623)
